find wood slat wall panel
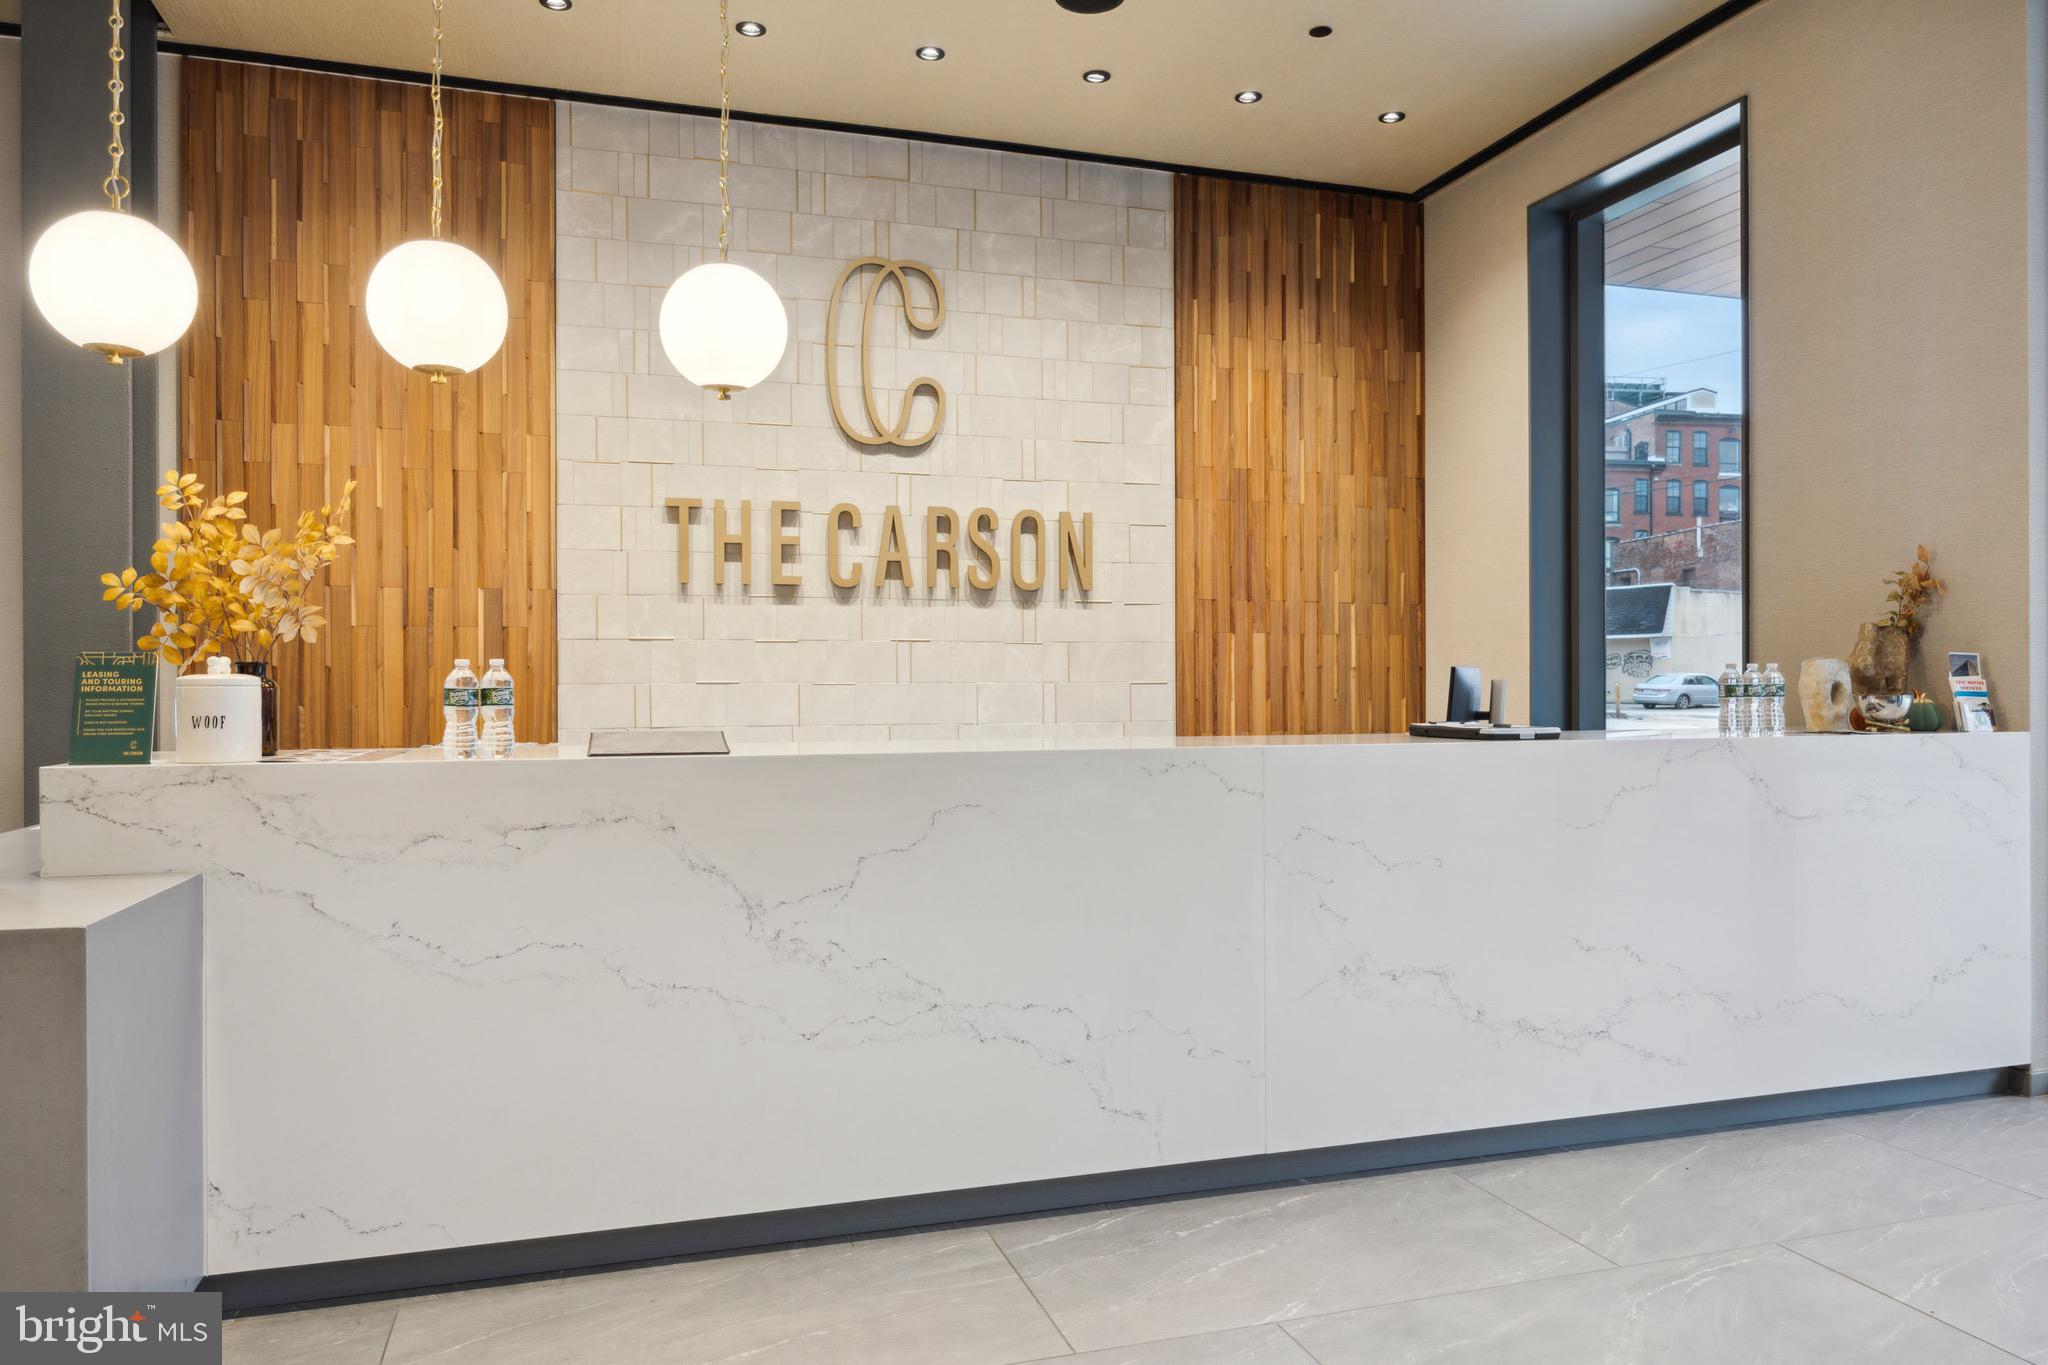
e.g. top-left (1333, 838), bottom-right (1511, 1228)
top-left (1174, 176), bottom-right (1424, 736)
top-left (181, 59), bottom-right (556, 748)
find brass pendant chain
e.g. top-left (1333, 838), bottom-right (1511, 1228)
top-left (429, 0), bottom-right (446, 240)
top-left (103, 0), bottom-right (129, 211)
top-left (717, 0), bottom-right (731, 262)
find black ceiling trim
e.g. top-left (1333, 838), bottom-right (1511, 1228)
top-left (150, 38), bottom-right (1418, 203)
top-left (1412, 0), bottom-right (1768, 200)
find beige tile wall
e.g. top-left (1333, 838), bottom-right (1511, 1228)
top-left (554, 102), bottom-right (1174, 745)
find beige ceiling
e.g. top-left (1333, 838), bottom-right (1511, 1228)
top-left (145, 0), bottom-right (1727, 194)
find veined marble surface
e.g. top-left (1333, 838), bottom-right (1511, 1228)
top-left (37, 733), bottom-right (2031, 1275)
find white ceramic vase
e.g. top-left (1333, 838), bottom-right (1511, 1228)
top-left (175, 658), bottom-right (263, 763)
top-left (1798, 657), bottom-right (1854, 733)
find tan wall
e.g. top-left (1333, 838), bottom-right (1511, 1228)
top-left (1425, 0), bottom-right (2033, 727)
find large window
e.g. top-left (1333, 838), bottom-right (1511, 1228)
top-left (1530, 104), bottom-right (1743, 732)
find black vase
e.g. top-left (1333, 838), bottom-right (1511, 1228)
top-left (234, 660), bottom-right (280, 757)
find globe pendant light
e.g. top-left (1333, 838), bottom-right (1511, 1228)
top-left (365, 0), bottom-right (509, 382)
top-left (26, 0), bottom-right (197, 364)
top-left (658, 0), bottom-right (789, 399)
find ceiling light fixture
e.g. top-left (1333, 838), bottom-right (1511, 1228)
top-left (658, 0), bottom-right (789, 400)
top-left (365, 0), bottom-right (509, 382)
top-left (1309, 24), bottom-right (1333, 37)
top-left (1057, 0), bottom-right (1125, 12)
top-left (1234, 90), bottom-right (1263, 104)
top-left (27, 0), bottom-right (198, 364)
top-left (539, 0), bottom-right (572, 11)
top-left (1379, 110), bottom-right (1406, 123)
top-left (735, 19), bottom-right (765, 36)
top-left (1082, 69), bottom-right (1111, 83)
top-left (915, 45), bottom-right (945, 61)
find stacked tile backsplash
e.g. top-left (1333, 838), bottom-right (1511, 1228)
top-left (554, 102), bottom-right (1175, 746)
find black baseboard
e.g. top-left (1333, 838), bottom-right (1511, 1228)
top-left (211, 1067), bottom-right (2015, 1314)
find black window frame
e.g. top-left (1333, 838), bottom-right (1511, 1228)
top-left (1693, 429), bottom-right (1709, 465)
top-left (1633, 477), bottom-right (1650, 514)
top-left (1527, 102), bottom-right (1748, 729)
top-left (1666, 478), bottom-right (1681, 514)
top-left (1694, 480), bottom-right (1709, 517)
top-left (1664, 429), bottom-right (1681, 461)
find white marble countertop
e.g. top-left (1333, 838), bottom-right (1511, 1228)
top-left (0, 827), bottom-right (198, 930)
top-left (33, 728), bottom-right (2031, 1276)
top-left (55, 726), bottom-right (1954, 772)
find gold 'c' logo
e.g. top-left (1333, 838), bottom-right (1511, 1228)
top-left (826, 257), bottom-right (946, 448)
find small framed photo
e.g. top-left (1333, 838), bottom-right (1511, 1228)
top-left (1960, 700), bottom-right (1998, 732)
top-left (1948, 651), bottom-right (1982, 679)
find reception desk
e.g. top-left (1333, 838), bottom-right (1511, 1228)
top-left (37, 732), bottom-right (2032, 1300)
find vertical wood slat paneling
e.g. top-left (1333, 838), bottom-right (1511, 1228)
top-left (1174, 175), bottom-right (1424, 736)
top-left (181, 59), bottom-right (556, 749)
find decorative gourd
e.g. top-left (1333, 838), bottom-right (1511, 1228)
top-left (1908, 695), bottom-right (1943, 732)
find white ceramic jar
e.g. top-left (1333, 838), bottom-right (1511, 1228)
top-left (175, 657), bottom-right (263, 763)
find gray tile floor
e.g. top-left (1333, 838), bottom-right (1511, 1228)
top-left (225, 1095), bottom-right (2048, 1364)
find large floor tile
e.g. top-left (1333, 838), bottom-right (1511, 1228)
top-left (222, 1300), bottom-right (396, 1365)
top-left (1282, 1244), bottom-right (2019, 1364)
top-left (1463, 1121), bottom-right (2028, 1264)
top-left (988, 1170), bottom-right (1606, 1352)
top-left (1837, 1097), bottom-right (2048, 1195)
top-left (1017, 1324), bottom-right (1317, 1364)
top-left (1789, 1198), bottom-right (2048, 1361)
top-left (379, 1228), bottom-right (1067, 1365)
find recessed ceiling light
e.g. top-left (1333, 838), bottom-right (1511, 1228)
top-left (1309, 24), bottom-right (1333, 37)
top-left (1234, 90), bottom-right (1263, 104)
top-left (735, 20), bottom-right (766, 36)
top-left (1082, 69), bottom-right (1111, 83)
top-left (538, 0), bottom-right (571, 10)
top-left (915, 45), bottom-right (946, 61)
top-left (1379, 109), bottom-right (1406, 123)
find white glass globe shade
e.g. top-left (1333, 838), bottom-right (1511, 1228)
top-left (364, 238), bottom-right (509, 377)
top-left (658, 261), bottom-right (789, 396)
top-left (28, 209), bottom-right (198, 361)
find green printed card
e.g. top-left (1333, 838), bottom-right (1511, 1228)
top-left (70, 652), bottom-right (156, 765)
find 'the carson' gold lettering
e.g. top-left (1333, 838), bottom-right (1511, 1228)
top-left (673, 502), bottom-right (1092, 595)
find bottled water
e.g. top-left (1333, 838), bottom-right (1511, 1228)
top-left (1739, 662), bottom-right (1763, 737)
top-left (479, 658), bottom-right (516, 759)
top-left (1718, 662), bottom-right (1741, 737)
top-left (1763, 662), bottom-right (1786, 737)
top-left (441, 659), bottom-right (480, 759)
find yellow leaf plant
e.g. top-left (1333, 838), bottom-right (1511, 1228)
top-left (101, 472), bottom-right (357, 670)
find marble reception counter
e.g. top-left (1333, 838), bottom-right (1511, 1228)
top-left (37, 732), bottom-right (2032, 1286)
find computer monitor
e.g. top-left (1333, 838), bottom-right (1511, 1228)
top-left (1446, 666), bottom-right (1484, 723)
top-left (1445, 667), bottom-right (1509, 725)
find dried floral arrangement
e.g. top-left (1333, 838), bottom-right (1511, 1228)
top-left (1879, 544), bottom-right (1944, 636)
top-left (100, 472), bottom-right (357, 669)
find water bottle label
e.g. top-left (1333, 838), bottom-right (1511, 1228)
top-left (480, 686), bottom-right (514, 707)
top-left (443, 686), bottom-right (480, 707)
